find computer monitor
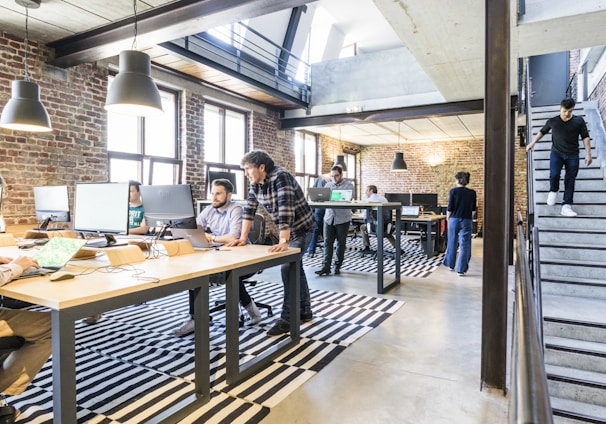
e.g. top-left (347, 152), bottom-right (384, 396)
top-left (411, 193), bottom-right (439, 208)
top-left (139, 184), bottom-right (197, 231)
top-left (33, 185), bottom-right (70, 230)
top-left (385, 193), bottom-right (411, 206)
top-left (74, 182), bottom-right (130, 247)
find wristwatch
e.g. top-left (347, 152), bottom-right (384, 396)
top-left (279, 237), bottom-right (289, 244)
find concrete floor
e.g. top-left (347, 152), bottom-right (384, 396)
top-left (260, 238), bottom-right (509, 424)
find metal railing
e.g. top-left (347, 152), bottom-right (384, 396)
top-left (510, 212), bottom-right (553, 423)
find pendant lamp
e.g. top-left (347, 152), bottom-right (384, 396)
top-left (391, 122), bottom-right (408, 171)
top-left (0, 0), bottom-right (52, 132)
top-left (104, 0), bottom-right (163, 117)
top-left (332, 127), bottom-right (348, 171)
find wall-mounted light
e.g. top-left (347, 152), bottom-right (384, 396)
top-left (104, 0), bottom-right (163, 117)
top-left (391, 122), bottom-right (408, 171)
top-left (0, 0), bottom-right (52, 132)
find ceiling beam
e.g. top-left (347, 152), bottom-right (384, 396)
top-left (47, 0), bottom-right (309, 68)
top-left (280, 99), bottom-right (485, 129)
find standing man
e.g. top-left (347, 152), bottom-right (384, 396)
top-left (173, 178), bottom-right (262, 336)
top-left (315, 165), bottom-right (354, 276)
top-left (227, 150), bottom-right (314, 336)
top-left (526, 97), bottom-right (592, 217)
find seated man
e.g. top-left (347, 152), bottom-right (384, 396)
top-left (0, 255), bottom-right (52, 422)
top-left (173, 179), bottom-right (262, 336)
top-left (360, 185), bottom-right (398, 255)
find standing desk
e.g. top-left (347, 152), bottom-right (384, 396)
top-left (308, 201), bottom-right (402, 294)
top-left (0, 244), bottom-right (300, 423)
top-left (400, 214), bottom-right (447, 259)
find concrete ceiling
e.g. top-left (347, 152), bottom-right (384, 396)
top-left (1, 0), bottom-right (606, 146)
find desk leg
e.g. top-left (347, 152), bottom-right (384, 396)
top-left (193, 278), bottom-right (210, 399)
top-left (51, 310), bottom-right (77, 422)
top-left (425, 221), bottom-right (433, 259)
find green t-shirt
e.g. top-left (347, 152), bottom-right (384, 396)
top-left (129, 204), bottom-right (144, 229)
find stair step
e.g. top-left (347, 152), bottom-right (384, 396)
top-left (544, 316), bottom-right (606, 344)
top-left (536, 216), bottom-right (606, 231)
top-left (540, 243), bottom-right (606, 261)
top-left (540, 259), bottom-right (606, 280)
top-left (542, 275), bottom-right (606, 300)
top-left (546, 364), bottom-right (606, 407)
top-left (534, 168), bottom-right (606, 179)
top-left (543, 295), bottom-right (606, 324)
top-left (545, 336), bottom-right (606, 373)
top-left (538, 229), bottom-right (606, 245)
top-left (551, 396), bottom-right (606, 423)
top-left (534, 180), bottom-right (606, 191)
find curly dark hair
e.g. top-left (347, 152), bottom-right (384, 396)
top-left (455, 171), bottom-right (470, 186)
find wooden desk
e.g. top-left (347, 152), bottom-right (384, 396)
top-left (308, 201), bottom-right (401, 294)
top-left (0, 244), bottom-right (300, 423)
top-left (400, 214), bottom-right (447, 259)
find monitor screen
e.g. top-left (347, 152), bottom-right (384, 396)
top-left (385, 193), bottom-right (411, 206)
top-left (412, 193), bottom-right (439, 207)
top-left (34, 185), bottom-right (70, 223)
top-left (139, 184), bottom-right (197, 229)
top-left (73, 182), bottom-right (130, 234)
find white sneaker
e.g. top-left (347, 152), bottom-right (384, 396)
top-left (244, 300), bottom-right (262, 324)
top-left (561, 204), bottom-right (577, 217)
top-left (173, 318), bottom-right (195, 336)
top-left (546, 191), bottom-right (557, 206)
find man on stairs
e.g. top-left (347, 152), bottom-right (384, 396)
top-left (526, 97), bottom-right (592, 217)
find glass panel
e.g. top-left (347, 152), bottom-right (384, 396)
top-left (225, 110), bottom-right (245, 165)
top-left (145, 91), bottom-right (177, 158)
top-left (304, 133), bottom-right (317, 173)
top-left (108, 112), bottom-right (138, 153)
top-left (294, 132), bottom-right (304, 173)
top-left (109, 158), bottom-right (141, 183)
top-left (150, 163), bottom-right (179, 185)
top-left (204, 105), bottom-right (221, 163)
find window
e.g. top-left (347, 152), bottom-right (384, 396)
top-left (204, 103), bottom-right (247, 197)
top-left (294, 131), bottom-right (318, 192)
top-left (107, 78), bottom-right (180, 184)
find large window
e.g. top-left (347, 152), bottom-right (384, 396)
top-left (204, 103), bottom-right (247, 197)
top-left (107, 79), bottom-right (180, 184)
top-left (294, 131), bottom-right (318, 192)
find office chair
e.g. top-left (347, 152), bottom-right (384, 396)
top-left (209, 213), bottom-right (273, 326)
top-left (362, 208), bottom-right (396, 260)
top-left (0, 336), bottom-right (25, 362)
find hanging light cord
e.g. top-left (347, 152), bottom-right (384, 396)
top-left (131, 0), bottom-right (138, 50)
top-left (23, 6), bottom-right (30, 81)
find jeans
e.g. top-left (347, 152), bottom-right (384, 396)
top-left (549, 150), bottom-right (579, 205)
top-left (307, 208), bottom-right (325, 254)
top-left (443, 217), bottom-right (472, 274)
top-left (281, 231), bottom-right (312, 322)
top-left (321, 221), bottom-right (350, 270)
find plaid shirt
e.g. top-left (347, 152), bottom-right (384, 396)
top-left (243, 165), bottom-right (314, 238)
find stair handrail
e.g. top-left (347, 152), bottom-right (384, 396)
top-left (509, 212), bottom-right (552, 423)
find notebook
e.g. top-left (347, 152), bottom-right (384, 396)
top-left (330, 189), bottom-right (353, 202)
top-left (401, 205), bottom-right (421, 217)
top-left (19, 237), bottom-right (87, 278)
top-left (170, 227), bottom-right (223, 248)
top-left (308, 187), bottom-right (332, 202)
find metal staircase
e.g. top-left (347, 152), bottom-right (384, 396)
top-left (529, 102), bottom-right (606, 422)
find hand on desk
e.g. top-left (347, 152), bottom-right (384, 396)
top-left (226, 239), bottom-right (246, 247)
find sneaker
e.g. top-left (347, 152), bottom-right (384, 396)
top-left (360, 247), bottom-right (373, 255)
top-left (334, 267), bottom-right (340, 275)
top-left (244, 300), bottom-right (262, 325)
top-left (266, 319), bottom-right (290, 336)
top-left (458, 272), bottom-right (465, 276)
top-left (173, 318), bottom-right (195, 336)
top-left (546, 191), bottom-right (557, 206)
top-left (315, 268), bottom-right (331, 276)
top-left (83, 314), bottom-right (102, 324)
top-left (561, 204), bottom-right (577, 217)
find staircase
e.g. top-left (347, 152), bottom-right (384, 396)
top-left (530, 102), bottom-right (606, 423)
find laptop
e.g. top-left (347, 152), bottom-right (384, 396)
top-left (401, 205), bottom-right (421, 217)
top-left (308, 187), bottom-right (332, 202)
top-left (19, 237), bottom-right (87, 278)
top-left (330, 189), bottom-right (353, 202)
top-left (170, 227), bottom-right (223, 248)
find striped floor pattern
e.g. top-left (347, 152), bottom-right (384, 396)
top-left (10, 282), bottom-right (403, 423)
top-left (304, 235), bottom-right (445, 277)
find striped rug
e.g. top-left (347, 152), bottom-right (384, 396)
top-left (304, 235), bottom-right (445, 277)
top-left (10, 282), bottom-right (403, 423)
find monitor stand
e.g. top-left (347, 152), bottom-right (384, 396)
top-left (86, 234), bottom-right (127, 248)
top-left (33, 217), bottom-right (65, 231)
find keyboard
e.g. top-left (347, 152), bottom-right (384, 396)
top-left (17, 266), bottom-right (58, 279)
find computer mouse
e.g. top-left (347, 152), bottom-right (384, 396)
top-left (49, 271), bottom-right (76, 282)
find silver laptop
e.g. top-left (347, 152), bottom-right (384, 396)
top-left (401, 206), bottom-right (421, 217)
top-left (170, 227), bottom-right (223, 248)
top-left (308, 187), bottom-right (332, 202)
top-left (18, 237), bottom-right (87, 278)
top-left (330, 189), bottom-right (353, 202)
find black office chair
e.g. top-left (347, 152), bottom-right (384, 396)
top-left (209, 213), bottom-right (273, 326)
top-left (0, 336), bottom-right (25, 362)
top-left (362, 208), bottom-right (396, 260)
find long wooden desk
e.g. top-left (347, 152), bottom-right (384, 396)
top-left (400, 214), bottom-right (447, 259)
top-left (308, 201), bottom-right (402, 294)
top-left (0, 243), bottom-right (300, 423)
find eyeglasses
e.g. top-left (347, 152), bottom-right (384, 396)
top-left (330, 173), bottom-right (340, 178)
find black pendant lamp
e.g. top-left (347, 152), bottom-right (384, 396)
top-left (333, 127), bottom-right (348, 171)
top-left (0, 0), bottom-right (52, 132)
top-left (104, 0), bottom-right (163, 117)
top-left (391, 122), bottom-right (408, 171)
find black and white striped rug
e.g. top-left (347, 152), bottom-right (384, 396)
top-left (304, 235), bottom-right (445, 277)
top-left (11, 282), bottom-right (403, 423)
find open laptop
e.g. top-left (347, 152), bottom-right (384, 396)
top-left (19, 237), bottom-right (87, 278)
top-left (330, 189), bottom-right (353, 202)
top-left (308, 187), bottom-right (332, 202)
top-left (401, 205), bottom-right (421, 217)
top-left (170, 227), bottom-right (223, 248)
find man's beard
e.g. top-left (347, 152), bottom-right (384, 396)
top-left (213, 199), bottom-right (227, 208)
